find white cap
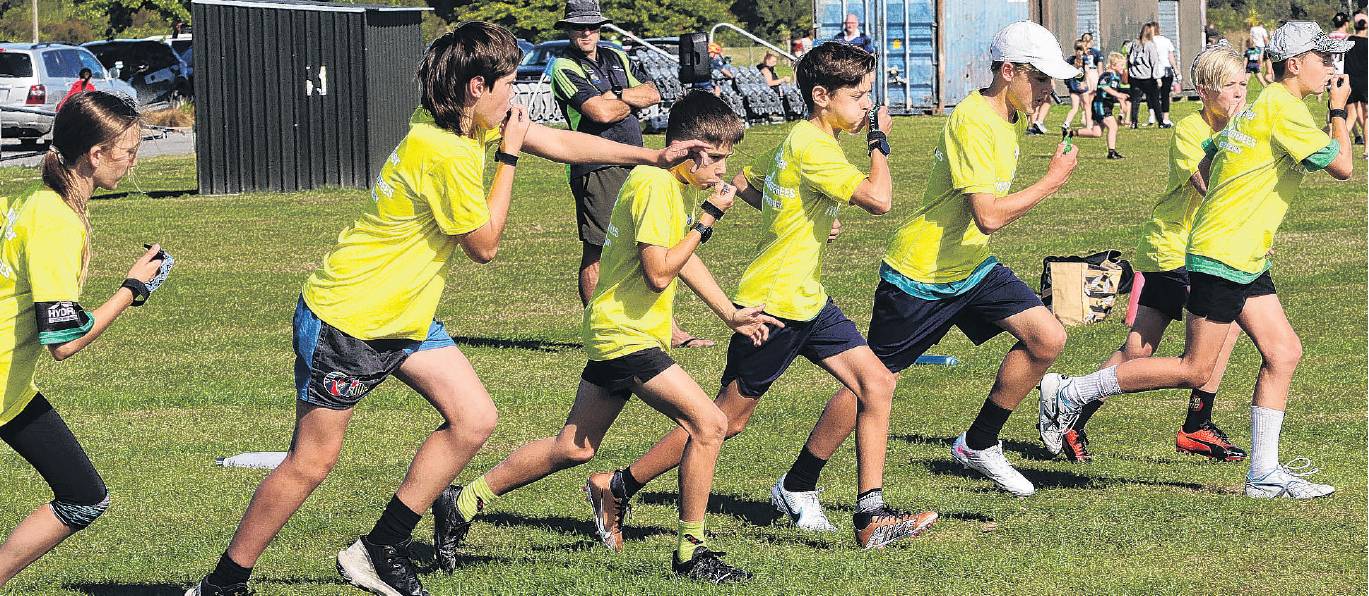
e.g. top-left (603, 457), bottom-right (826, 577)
top-left (989, 21), bottom-right (1081, 80)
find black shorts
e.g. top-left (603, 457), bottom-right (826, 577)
top-left (1092, 100), bottom-right (1114, 122)
top-left (1185, 270), bottom-right (1276, 324)
top-left (1135, 268), bottom-right (1189, 321)
top-left (570, 166), bottom-right (631, 246)
top-left (720, 299), bottom-right (866, 398)
top-left (868, 263), bottom-right (1044, 373)
top-left (1349, 78), bottom-right (1367, 105)
top-left (581, 347), bottom-right (676, 400)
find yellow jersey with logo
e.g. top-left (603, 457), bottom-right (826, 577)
top-left (582, 166), bottom-right (692, 361)
top-left (884, 91), bottom-right (1021, 283)
top-left (0, 188), bottom-right (91, 426)
top-left (303, 109), bottom-right (499, 341)
top-left (1188, 83), bottom-right (1335, 276)
top-left (1133, 113), bottom-right (1213, 273)
top-left (735, 120), bottom-right (864, 321)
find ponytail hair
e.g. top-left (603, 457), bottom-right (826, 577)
top-left (41, 91), bottom-right (140, 283)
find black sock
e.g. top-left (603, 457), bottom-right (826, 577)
top-left (206, 552), bottom-right (251, 587)
top-left (1073, 399), bottom-right (1105, 430)
top-left (782, 447), bottom-right (828, 493)
top-left (366, 495), bottom-right (422, 546)
top-left (617, 467), bottom-right (644, 499)
top-left (965, 400), bottom-right (1012, 451)
top-left (1183, 390), bottom-right (1216, 433)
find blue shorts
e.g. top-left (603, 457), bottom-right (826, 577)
top-left (292, 296), bottom-right (455, 410)
top-left (868, 264), bottom-right (1043, 373)
top-left (720, 299), bottom-right (866, 398)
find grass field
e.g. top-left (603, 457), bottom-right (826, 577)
top-left (0, 94), bottom-right (1364, 595)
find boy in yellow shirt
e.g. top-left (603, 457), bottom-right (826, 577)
top-left (1060, 44), bottom-right (1251, 463)
top-left (1040, 21), bottom-right (1355, 499)
top-left (190, 22), bottom-right (711, 596)
top-left (580, 42), bottom-right (938, 550)
top-left (431, 91), bottom-right (779, 584)
top-left (780, 21), bottom-right (1080, 499)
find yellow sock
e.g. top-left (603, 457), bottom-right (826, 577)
top-left (676, 519), bottom-right (707, 562)
top-left (455, 476), bottom-right (496, 522)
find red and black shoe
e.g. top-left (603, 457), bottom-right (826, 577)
top-left (1176, 421), bottom-right (1247, 462)
top-left (1061, 428), bottom-right (1092, 463)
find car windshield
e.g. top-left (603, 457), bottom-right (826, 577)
top-left (0, 52), bottom-right (32, 77)
top-left (520, 47), bottom-right (558, 67)
top-left (86, 41), bottom-right (177, 75)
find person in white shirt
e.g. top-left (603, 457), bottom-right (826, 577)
top-left (1152, 21), bottom-right (1178, 127)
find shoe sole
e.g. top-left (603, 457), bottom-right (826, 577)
top-left (1176, 446), bottom-right (1247, 462)
top-left (1245, 485), bottom-right (1335, 499)
top-left (860, 512), bottom-right (939, 549)
top-left (336, 541), bottom-right (404, 596)
top-left (583, 480), bottom-right (623, 552)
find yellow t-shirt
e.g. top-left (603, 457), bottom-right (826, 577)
top-left (582, 166), bottom-right (692, 361)
top-left (1133, 113), bottom-right (1212, 273)
top-left (883, 91), bottom-right (1021, 283)
top-left (734, 120), bottom-right (864, 321)
top-left (0, 188), bottom-right (89, 426)
top-left (303, 109), bottom-right (499, 340)
top-left (1188, 83), bottom-right (1334, 275)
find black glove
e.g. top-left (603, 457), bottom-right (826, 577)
top-left (867, 106), bottom-right (890, 156)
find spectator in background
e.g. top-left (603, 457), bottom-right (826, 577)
top-left (833, 13), bottom-right (875, 54)
top-left (1127, 22), bottom-right (1163, 129)
top-left (1346, 12), bottom-right (1367, 150)
top-left (1249, 18), bottom-right (1272, 85)
top-left (1245, 38), bottom-right (1263, 79)
top-left (757, 51), bottom-right (789, 92)
top-left (1075, 51), bottom-right (1128, 159)
top-left (1151, 21), bottom-right (1178, 127)
top-left (58, 68), bottom-right (96, 111)
top-left (1062, 41), bottom-right (1091, 133)
top-left (791, 31), bottom-right (813, 57)
top-left (1081, 32), bottom-right (1103, 125)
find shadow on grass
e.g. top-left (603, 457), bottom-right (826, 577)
top-left (478, 510), bottom-right (672, 545)
top-left (893, 432), bottom-right (1060, 461)
top-left (95, 189), bottom-right (198, 200)
top-left (451, 335), bottom-right (581, 353)
top-left (68, 577), bottom-right (341, 595)
top-left (636, 491), bottom-right (782, 527)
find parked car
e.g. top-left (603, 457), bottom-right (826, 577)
top-left (146, 33), bottom-right (193, 93)
top-left (516, 39), bottom-right (623, 83)
top-left (0, 43), bottom-right (138, 145)
top-left (517, 38), bottom-right (533, 57)
top-left (82, 39), bottom-right (189, 106)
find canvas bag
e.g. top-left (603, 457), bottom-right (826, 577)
top-left (1039, 250), bottom-right (1132, 326)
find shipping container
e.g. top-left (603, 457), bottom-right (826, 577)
top-left (1030, 0), bottom-right (1206, 92)
top-left (192, 0), bottom-right (429, 195)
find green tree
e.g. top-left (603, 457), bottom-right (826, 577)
top-left (70, 0), bottom-right (189, 38)
top-left (731, 0), bottom-right (810, 42)
top-left (424, 0), bottom-right (734, 41)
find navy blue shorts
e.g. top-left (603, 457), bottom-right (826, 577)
top-left (868, 264), bottom-right (1044, 373)
top-left (1136, 268), bottom-right (1189, 321)
top-left (720, 299), bottom-right (866, 398)
top-left (293, 296), bottom-right (455, 410)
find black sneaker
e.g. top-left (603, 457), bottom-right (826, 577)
top-left (1025, 123), bottom-right (1045, 135)
top-left (185, 579), bottom-right (250, 596)
top-left (1158, 121), bottom-right (1174, 129)
top-left (336, 536), bottom-right (428, 596)
top-left (1107, 149), bottom-right (1125, 159)
top-left (432, 484), bottom-right (471, 572)
top-left (672, 546), bottom-right (753, 584)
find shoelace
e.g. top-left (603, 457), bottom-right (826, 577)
top-left (613, 493), bottom-right (633, 528)
top-left (1202, 422), bottom-right (1232, 442)
top-left (792, 486), bottom-right (825, 509)
top-left (1281, 457), bottom-right (1321, 477)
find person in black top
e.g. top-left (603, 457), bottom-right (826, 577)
top-left (1345, 12), bottom-right (1367, 149)
top-left (757, 52), bottom-right (790, 93)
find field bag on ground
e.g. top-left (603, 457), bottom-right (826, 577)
top-left (1039, 250), bottom-right (1134, 326)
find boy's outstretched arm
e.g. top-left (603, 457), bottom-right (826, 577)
top-left (521, 122), bottom-right (707, 169)
top-left (679, 254), bottom-right (783, 347)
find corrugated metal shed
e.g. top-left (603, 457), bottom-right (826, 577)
top-left (191, 0), bottom-right (429, 195)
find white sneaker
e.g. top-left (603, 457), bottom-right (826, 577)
top-left (1245, 458), bottom-right (1335, 499)
top-left (951, 434), bottom-right (1036, 497)
top-left (1038, 373), bottom-right (1081, 455)
top-left (770, 475), bottom-right (837, 531)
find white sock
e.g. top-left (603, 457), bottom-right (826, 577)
top-left (1063, 367), bottom-right (1122, 409)
top-left (1249, 406), bottom-right (1285, 479)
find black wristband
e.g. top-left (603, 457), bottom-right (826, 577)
top-left (121, 278), bottom-right (149, 307)
top-left (1329, 108), bottom-right (1348, 120)
top-left (700, 201), bottom-right (725, 221)
top-left (692, 222), bottom-right (714, 244)
top-left (495, 150), bottom-right (519, 167)
top-left (867, 130), bottom-right (890, 156)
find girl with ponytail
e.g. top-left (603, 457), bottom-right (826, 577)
top-left (0, 90), bottom-right (173, 586)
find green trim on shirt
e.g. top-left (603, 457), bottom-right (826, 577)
top-left (1301, 140), bottom-right (1339, 171)
top-left (37, 314), bottom-right (93, 345)
top-left (1185, 254), bottom-right (1268, 284)
top-left (879, 257), bottom-right (999, 300)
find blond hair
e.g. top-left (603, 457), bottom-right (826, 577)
top-left (1107, 51), bottom-right (1125, 70)
top-left (1190, 42), bottom-right (1245, 91)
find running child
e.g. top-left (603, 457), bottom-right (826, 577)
top-left (1039, 21), bottom-right (1355, 499)
top-left (430, 90), bottom-right (779, 584)
top-left (187, 22), bottom-right (710, 596)
top-left (1056, 43), bottom-right (1251, 463)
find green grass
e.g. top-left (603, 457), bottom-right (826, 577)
top-left (0, 96), bottom-right (1364, 594)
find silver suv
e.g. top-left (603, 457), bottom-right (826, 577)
top-left (0, 43), bottom-right (137, 146)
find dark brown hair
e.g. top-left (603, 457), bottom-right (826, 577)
top-left (43, 90), bottom-right (140, 282)
top-left (417, 21), bottom-right (522, 134)
top-left (665, 90), bottom-right (745, 147)
top-left (796, 41), bottom-right (875, 111)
